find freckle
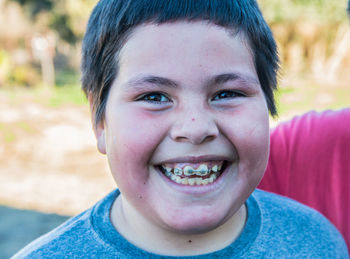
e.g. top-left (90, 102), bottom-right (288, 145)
top-left (138, 195), bottom-right (143, 199)
top-left (188, 240), bottom-right (192, 243)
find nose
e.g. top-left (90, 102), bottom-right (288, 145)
top-left (170, 108), bottom-right (219, 145)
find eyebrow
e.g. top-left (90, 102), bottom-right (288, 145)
top-left (208, 73), bottom-right (260, 88)
top-left (125, 75), bottom-right (179, 90)
top-left (123, 72), bottom-right (259, 91)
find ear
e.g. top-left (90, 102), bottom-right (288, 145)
top-left (88, 93), bottom-right (106, 155)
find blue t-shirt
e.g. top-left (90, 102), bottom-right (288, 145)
top-left (12, 189), bottom-right (348, 258)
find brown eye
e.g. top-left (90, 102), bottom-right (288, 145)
top-left (139, 92), bottom-right (171, 103)
top-left (212, 90), bottom-right (243, 101)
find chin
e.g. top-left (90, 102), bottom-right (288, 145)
top-left (159, 205), bottom-right (234, 235)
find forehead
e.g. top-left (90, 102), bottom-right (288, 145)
top-left (125, 21), bottom-right (239, 46)
top-left (116, 21), bottom-right (257, 86)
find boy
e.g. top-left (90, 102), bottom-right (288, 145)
top-left (13, 0), bottom-right (348, 257)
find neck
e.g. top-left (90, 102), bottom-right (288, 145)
top-left (110, 195), bottom-right (247, 256)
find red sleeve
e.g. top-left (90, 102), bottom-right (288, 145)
top-left (259, 108), bottom-right (350, 248)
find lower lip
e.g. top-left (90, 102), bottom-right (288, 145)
top-left (156, 164), bottom-right (231, 195)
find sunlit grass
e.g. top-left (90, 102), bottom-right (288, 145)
top-left (48, 85), bottom-right (87, 107)
top-left (0, 124), bottom-right (17, 143)
top-left (275, 83), bottom-right (350, 118)
top-left (1, 84), bottom-right (87, 107)
top-left (17, 121), bottom-right (36, 134)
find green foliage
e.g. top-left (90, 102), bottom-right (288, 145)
top-left (7, 0), bottom-right (82, 44)
top-left (55, 69), bottom-right (80, 87)
top-left (8, 65), bottom-right (41, 87)
top-left (11, 0), bottom-right (53, 17)
top-left (50, 14), bottom-right (77, 44)
top-left (0, 50), bottom-right (11, 86)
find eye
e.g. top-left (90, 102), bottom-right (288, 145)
top-left (137, 92), bottom-right (171, 103)
top-left (212, 90), bottom-right (244, 101)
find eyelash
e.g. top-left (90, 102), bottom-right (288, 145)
top-left (212, 90), bottom-right (245, 101)
top-left (137, 92), bottom-right (171, 103)
top-left (136, 90), bottom-right (244, 105)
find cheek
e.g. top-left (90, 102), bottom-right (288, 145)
top-left (223, 103), bottom-right (270, 178)
top-left (105, 109), bottom-right (168, 183)
top-left (242, 117), bottom-right (269, 181)
top-left (108, 109), bottom-right (163, 153)
top-left (121, 111), bottom-right (168, 156)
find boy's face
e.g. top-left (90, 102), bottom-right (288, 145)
top-left (97, 21), bottom-right (269, 233)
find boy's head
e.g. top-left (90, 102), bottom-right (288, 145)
top-left (82, 0), bottom-right (276, 242)
top-left (81, 0), bottom-right (278, 126)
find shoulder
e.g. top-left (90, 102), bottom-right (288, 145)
top-left (260, 108), bottom-right (350, 193)
top-left (254, 189), bottom-right (329, 223)
top-left (253, 189), bottom-right (338, 234)
top-left (12, 190), bottom-right (119, 259)
top-left (251, 190), bottom-right (348, 257)
top-left (271, 108), bottom-right (350, 142)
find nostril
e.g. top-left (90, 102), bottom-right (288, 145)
top-left (170, 116), bottom-right (219, 144)
top-left (174, 134), bottom-right (216, 145)
top-left (204, 135), bottom-right (215, 142)
top-left (175, 136), bottom-right (188, 142)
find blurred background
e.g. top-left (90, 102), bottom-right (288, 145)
top-left (0, 0), bottom-right (349, 257)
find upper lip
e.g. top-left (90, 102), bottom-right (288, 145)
top-left (156, 155), bottom-right (232, 164)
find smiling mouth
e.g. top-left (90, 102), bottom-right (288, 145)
top-left (157, 161), bottom-right (227, 186)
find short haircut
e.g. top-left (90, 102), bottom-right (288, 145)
top-left (81, 0), bottom-right (279, 125)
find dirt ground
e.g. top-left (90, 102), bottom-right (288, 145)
top-left (0, 206), bottom-right (70, 258)
top-left (0, 90), bottom-right (116, 257)
top-left (0, 93), bottom-right (116, 215)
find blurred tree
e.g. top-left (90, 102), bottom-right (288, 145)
top-left (259, 0), bottom-right (350, 84)
top-left (5, 0), bottom-right (95, 88)
top-left (259, 0), bottom-right (347, 23)
top-left (1, 0), bottom-right (349, 88)
top-left (8, 0), bottom-right (77, 44)
top-left (12, 0), bottom-right (53, 17)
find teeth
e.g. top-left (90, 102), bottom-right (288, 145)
top-left (170, 174), bottom-right (177, 181)
top-left (161, 162), bottom-right (224, 185)
top-left (188, 178), bottom-right (195, 185)
top-left (184, 166), bottom-right (195, 176)
top-left (175, 177), bottom-right (182, 184)
top-left (174, 168), bottom-right (182, 176)
top-left (165, 173), bottom-right (220, 186)
top-left (164, 166), bottom-right (172, 172)
top-left (196, 164), bottom-right (209, 176)
top-left (217, 163), bottom-right (222, 171)
top-left (183, 164), bottom-right (211, 176)
top-left (209, 174), bottom-right (217, 183)
top-left (164, 166), bottom-right (172, 177)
